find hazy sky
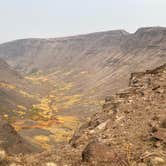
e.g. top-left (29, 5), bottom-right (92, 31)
top-left (0, 0), bottom-right (166, 43)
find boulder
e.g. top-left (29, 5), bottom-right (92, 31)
top-left (150, 157), bottom-right (166, 166)
top-left (82, 141), bottom-right (127, 165)
top-left (160, 119), bottom-right (166, 128)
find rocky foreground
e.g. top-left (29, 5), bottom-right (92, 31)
top-left (0, 63), bottom-right (166, 166)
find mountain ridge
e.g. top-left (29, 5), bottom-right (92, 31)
top-left (0, 26), bottom-right (165, 45)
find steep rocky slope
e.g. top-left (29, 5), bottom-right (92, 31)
top-left (69, 63), bottom-right (166, 165)
top-left (3, 63), bottom-right (166, 166)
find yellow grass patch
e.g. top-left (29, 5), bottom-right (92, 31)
top-left (57, 115), bottom-right (78, 124)
top-left (17, 105), bottom-right (27, 111)
top-left (32, 96), bottom-right (58, 120)
top-left (19, 90), bottom-right (35, 99)
top-left (61, 94), bottom-right (82, 109)
top-left (0, 82), bottom-right (16, 90)
top-left (34, 135), bottom-right (50, 149)
top-left (80, 71), bottom-right (88, 74)
top-left (25, 74), bottom-right (49, 82)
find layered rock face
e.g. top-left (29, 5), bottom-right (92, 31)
top-left (5, 63), bottom-right (165, 166)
